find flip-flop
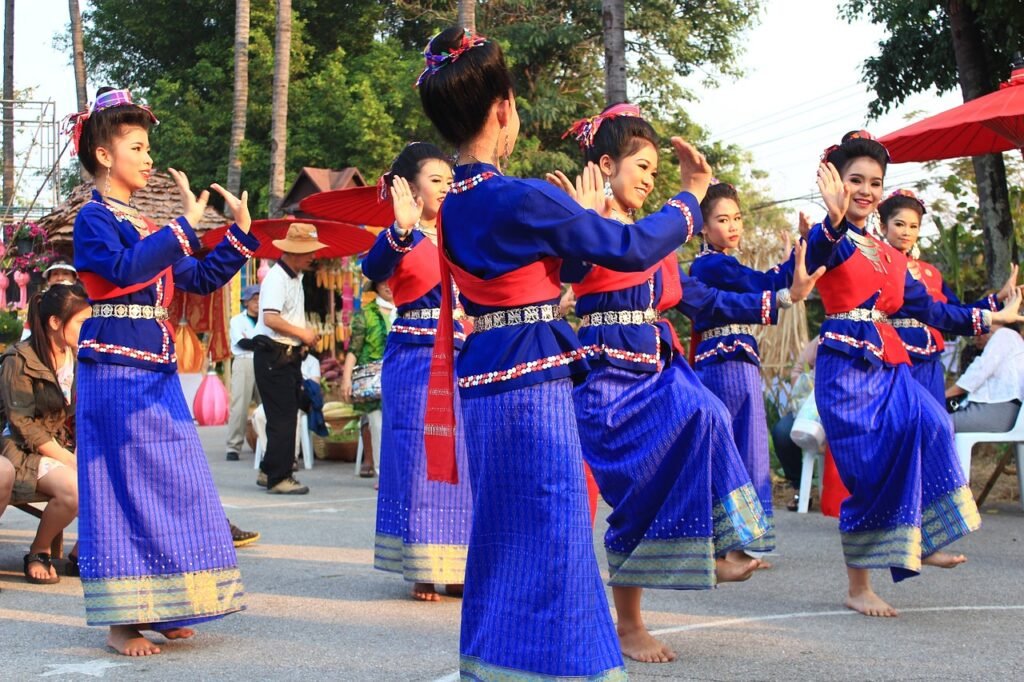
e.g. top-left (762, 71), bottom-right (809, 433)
top-left (359, 467), bottom-right (376, 478)
top-left (65, 553), bottom-right (80, 577)
top-left (24, 552), bottom-right (60, 585)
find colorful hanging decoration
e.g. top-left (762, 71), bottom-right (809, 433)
top-left (193, 366), bottom-right (230, 426)
top-left (174, 319), bottom-right (205, 372)
top-left (13, 270), bottom-right (30, 309)
top-left (0, 270), bottom-right (8, 309)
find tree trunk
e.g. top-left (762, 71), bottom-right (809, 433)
top-left (3, 0), bottom-right (14, 208)
top-left (268, 0), bottom-right (291, 218)
top-left (226, 0), bottom-right (250, 214)
top-left (948, 0), bottom-right (1016, 289)
top-left (68, 0), bottom-right (86, 111)
top-left (457, 0), bottom-right (475, 33)
top-left (602, 0), bottom-right (627, 106)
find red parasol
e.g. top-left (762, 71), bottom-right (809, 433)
top-left (201, 218), bottom-right (376, 259)
top-left (299, 185), bottom-right (395, 227)
top-left (880, 61), bottom-right (1024, 163)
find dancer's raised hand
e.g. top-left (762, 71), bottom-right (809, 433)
top-left (211, 184), bottom-right (251, 233)
top-left (788, 239), bottom-right (826, 303)
top-left (817, 161), bottom-right (851, 227)
top-left (797, 211), bottom-right (813, 239)
top-left (574, 162), bottom-right (607, 213)
top-left (991, 285), bottom-right (1024, 326)
top-left (545, 170), bottom-right (578, 201)
top-left (169, 167), bottom-right (210, 228)
top-left (671, 137), bottom-right (713, 202)
top-left (391, 176), bottom-right (423, 232)
top-left (995, 264), bottom-right (1020, 302)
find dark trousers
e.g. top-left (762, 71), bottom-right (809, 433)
top-left (253, 343), bottom-right (303, 489)
top-left (771, 414), bottom-right (804, 489)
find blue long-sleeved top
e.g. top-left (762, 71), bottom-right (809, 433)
top-left (74, 191), bottom-right (259, 372)
top-left (361, 226), bottom-right (464, 348)
top-left (441, 162), bottom-right (701, 396)
top-left (688, 248), bottom-right (794, 366)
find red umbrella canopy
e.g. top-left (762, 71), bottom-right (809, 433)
top-left (201, 218), bottom-right (376, 259)
top-left (880, 65), bottom-right (1024, 163)
top-left (299, 185), bottom-right (395, 228)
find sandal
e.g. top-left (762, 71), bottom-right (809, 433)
top-left (359, 466), bottom-right (376, 478)
top-left (24, 552), bottom-right (60, 585)
top-left (65, 553), bottom-right (80, 577)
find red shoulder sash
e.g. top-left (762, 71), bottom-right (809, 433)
top-left (78, 216), bottom-right (174, 303)
top-left (389, 238), bottom-right (442, 307)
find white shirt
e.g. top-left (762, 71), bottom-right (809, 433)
top-left (255, 261), bottom-right (306, 346)
top-left (956, 327), bottom-right (1024, 404)
top-left (301, 354), bottom-right (321, 381)
top-left (229, 312), bottom-right (259, 358)
top-left (376, 295), bottom-right (397, 325)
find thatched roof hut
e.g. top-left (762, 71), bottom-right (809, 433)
top-left (281, 166), bottom-right (365, 217)
top-left (38, 170), bottom-right (228, 254)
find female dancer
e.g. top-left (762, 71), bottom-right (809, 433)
top-left (688, 183), bottom-right (797, 563)
top-left (69, 87), bottom-right (258, 655)
top-left (550, 104), bottom-right (824, 663)
top-left (417, 27), bottom-right (710, 679)
top-left (0, 285), bottom-right (90, 584)
top-left (805, 131), bottom-right (1024, 617)
top-left (361, 142), bottom-right (473, 602)
top-left (878, 188), bottom-right (1015, 404)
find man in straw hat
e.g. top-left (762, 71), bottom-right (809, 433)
top-left (251, 223), bottom-right (326, 494)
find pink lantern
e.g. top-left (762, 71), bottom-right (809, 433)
top-left (257, 259), bottom-right (271, 283)
top-left (13, 270), bottom-right (29, 309)
top-left (0, 242), bottom-right (6, 259)
top-left (193, 368), bottom-right (230, 426)
top-left (0, 270), bottom-right (8, 308)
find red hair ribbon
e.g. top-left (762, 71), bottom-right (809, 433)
top-left (415, 29), bottom-right (489, 88)
top-left (563, 103), bottom-right (642, 150)
top-left (61, 89), bottom-right (159, 156)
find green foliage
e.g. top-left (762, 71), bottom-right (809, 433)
top-left (0, 310), bottom-right (23, 343)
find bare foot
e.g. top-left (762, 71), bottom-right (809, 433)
top-left (107, 625), bottom-right (162, 656)
top-left (444, 584), bottom-right (464, 597)
top-left (922, 551), bottom-right (967, 569)
top-left (145, 625), bottom-right (196, 640)
top-left (411, 582), bottom-right (441, 602)
top-left (617, 623), bottom-right (677, 663)
top-left (715, 557), bottom-right (760, 583)
top-left (25, 556), bottom-right (58, 582)
top-left (727, 550), bottom-right (772, 570)
top-left (845, 588), bottom-right (899, 617)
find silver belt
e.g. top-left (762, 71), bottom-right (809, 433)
top-left (580, 308), bottom-right (658, 327)
top-left (92, 303), bottom-right (169, 321)
top-left (889, 318), bottom-right (925, 329)
top-left (473, 303), bottom-right (562, 333)
top-left (825, 309), bottom-right (890, 324)
top-left (702, 323), bottom-right (756, 340)
top-left (400, 307), bottom-right (441, 320)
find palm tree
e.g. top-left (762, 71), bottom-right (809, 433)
top-left (226, 0), bottom-right (250, 213)
top-left (602, 0), bottom-right (626, 105)
top-left (3, 0), bottom-right (14, 208)
top-left (268, 0), bottom-right (291, 218)
top-left (68, 0), bottom-right (87, 112)
top-left (457, 0), bottom-right (476, 33)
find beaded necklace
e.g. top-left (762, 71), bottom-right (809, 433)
top-left (448, 171), bottom-right (497, 195)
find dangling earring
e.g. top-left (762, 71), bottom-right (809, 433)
top-left (603, 177), bottom-right (613, 199)
top-left (102, 166), bottom-right (112, 199)
top-left (911, 243), bottom-right (921, 260)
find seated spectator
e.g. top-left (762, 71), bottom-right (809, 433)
top-left (0, 284), bottom-right (90, 583)
top-left (770, 339), bottom-right (818, 511)
top-left (947, 321), bottom-right (1024, 433)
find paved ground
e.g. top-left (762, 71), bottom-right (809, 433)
top-left (1, 424), bottom-right (1022, 681)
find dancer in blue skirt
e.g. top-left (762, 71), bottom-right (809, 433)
top-left (804, 131), bottom-right (1024, 617)
top-left (68, 87), bottom-right (258, 655)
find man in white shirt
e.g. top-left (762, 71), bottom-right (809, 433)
top-left (947, 322), bottom-right (1024, 432)
top-left (226, 284), bottom-right (262, 461)
top-left (252, 223), bottom-right (325, 494)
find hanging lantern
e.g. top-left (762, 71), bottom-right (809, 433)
top-left (0, 270), bottom-right (8, 309)
top-left (13, 270), bottom-right (30, 309)
top-left (175, 320), bottom-right (205, 372)
top-left (193, 366), bottom-right (230, 426)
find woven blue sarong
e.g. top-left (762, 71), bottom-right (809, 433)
top-left (815, 348), bottom-right (980, 582)
top-left (374, 341), bottom-right (472, 583)
top-left (575, 359), bottom-right (769, 590)
top-left (696, 359), bottom-right (775, 552)
top-left (76, 362), bottom-right (244, 627)
top-left (909, 356), bottom-right (946, 407)
top-left (459, 379), bottom-right (625, 680)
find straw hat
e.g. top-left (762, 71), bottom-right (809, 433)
top-left (272, 222), bottom-right (328, 254)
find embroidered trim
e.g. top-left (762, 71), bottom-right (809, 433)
top-left (760, 290), bottom-right (772, 324)
top-left (449, 172), bottom-right (497, 195)
top-left (457, 345), bottom-right (596, 388)
top-left (581, 308), bottom-right (657, 327)
top-left (80, 339), bottom-right (174, 364)
top-left (890, 317), bottom-right (926, 329)
top-left (902, 340), bottom-right (936, 356)
top-left (473, 304), bottom-right (562, 333)
top-left (825, 309), bottom-right (890, 324)
top-left (225, 230), bottom-right (255, 258)
top-left (389, 323), bottom-right (466, 342)
top-left (400, 307), bottom-right (441, 320)
top-left (971, 308), bottom-right (984, 336)
top-left (986, 294), bottom-right (999, 312)
top-left (666, 199), bottom-right (695, 241)
top-left (169, 219), bottom-right (193, 257)
top-left (599, 345), bottom-right (659, 366)
top-left (385, 225), bottom-right (414, 253)
top-left (820, 330), bottom-right (884, 360)
top-left (694, 339), bottom-right (760, 364)
top-left (702, 323), bottom-right (756, 340)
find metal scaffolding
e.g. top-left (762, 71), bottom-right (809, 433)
top-left (1, 97), bottom-right (64, 228)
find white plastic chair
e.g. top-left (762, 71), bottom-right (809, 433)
top-left (798, 448), bottom-right (825, 514)
top-left (953, 405), bottom-right (1024, 509)
top-left (353, 410), bottom-right (383, 476)
top-left (252, 405), bottom-right (314, 471)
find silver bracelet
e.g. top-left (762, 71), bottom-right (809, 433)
top-left (982, 309), bottom-right (993, 328)
top-left (777, 288), bottom-right (793, 309)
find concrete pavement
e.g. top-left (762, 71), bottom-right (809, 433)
top-left (1, 423), bottom-right (1022, 680)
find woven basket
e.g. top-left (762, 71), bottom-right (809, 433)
top-left (313, 415), bottom-right (359, 461)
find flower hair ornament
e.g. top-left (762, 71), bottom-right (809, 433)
top-left (62, 89), bottom-right (159, 156)
top-left (415, 29), bottom-right (489, 88)
top-left (820, 129), bottom-right (890, 163)
top-left (563, 102), bottom-right (642, 150)
top-left (880, 188), bottom-right (927, 214)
